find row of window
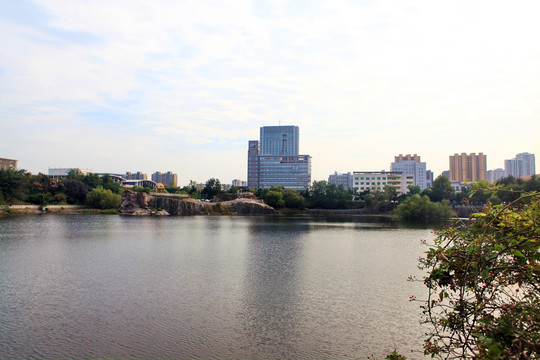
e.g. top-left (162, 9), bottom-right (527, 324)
top-left (354, 176), bottom-right (387, 180)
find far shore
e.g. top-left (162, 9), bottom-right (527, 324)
top-left (1, 205), bottom-right (118, 215)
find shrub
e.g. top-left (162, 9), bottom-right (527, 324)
top-left (395, 194), bottom-right (453, 221)
top-left (418, 193), bottom-right (540, 359)
top-left (85, 187), bottom-right (121, 209)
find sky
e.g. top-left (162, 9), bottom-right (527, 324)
top-left (0, 0), bottom-right (539, 186)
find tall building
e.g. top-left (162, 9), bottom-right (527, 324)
top-left (125, 171), bottom-right (147, 180)
top-left (328, 172), bottom-right (353, 190)
top-left (449, 153), bottom-right (487, 182)
top-left (395, 154), bottom-right (421, 162)
top-left (390, 154), bottom-right (427, 190)
top-left (505, 152), bottom-right (536, 178)
top-left (151, 171), bottom-right (178, 187)
top-left (247, 126), bottom-right (311, 191)
top-left (487, 168), bottom-right (506, 182)
top-left (260, 125), bottom-right (299, 156)
top-left (426, 170), bottom-right (434, 188)
top-left (0, 158), bottom-right (18, 170)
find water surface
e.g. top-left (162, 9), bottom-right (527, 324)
top-left (0, 215), bottom-right (432, 359)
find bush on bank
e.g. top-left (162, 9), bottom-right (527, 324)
top-left (395, 194), bottom-right (453, 221)
top-left (85, 187), bottom-right (121, 209)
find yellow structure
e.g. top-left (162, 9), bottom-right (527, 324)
top-left (449, 153), bottom-right (487, 182)
top-left (155, 183), bottom-right (166, 193)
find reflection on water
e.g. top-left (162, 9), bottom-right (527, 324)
top-left (0, 215), bottom-right (432, 359)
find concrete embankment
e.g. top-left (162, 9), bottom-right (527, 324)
top-left (3, 205), bottom-right (87, 215)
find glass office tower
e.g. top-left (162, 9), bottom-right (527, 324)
top-left (260, 126), bottom-right (299, 156)
top-left (247, 126), bottom-right (311, 190)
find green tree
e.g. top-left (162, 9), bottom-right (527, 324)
top-left (309, 181), bottom-right (352, 209)
top-left (417, 193), bottom-right (540, 359)
top-left (395, 194), bottom-right (453, 221)
top-left (101, 174), bottom-right (123, 194)
top-left (202, 178), bottom-right (222, 199)
top-left (427, 175), bottom-right (455, 202)
top-left (0, 169), bottom-right (30, 202)
top-left (62, 179), bottom-right (90, 204)
top-left (406, 185), bottom-right (421, 196)
top-left (85, 187), bottom-right (121, 209)
top-left (264, 190), bottom-right (285, 208)
top-left (283, 189), bottom-right (305, 209)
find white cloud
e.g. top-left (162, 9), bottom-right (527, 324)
top-left (0, 0), bottom-right (539, 184)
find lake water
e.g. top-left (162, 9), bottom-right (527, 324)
top-left (0, 215), bottom-right (433, 359)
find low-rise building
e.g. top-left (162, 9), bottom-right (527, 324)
top-left (0, 158), bottom-right (18, 170)
top-left (352, 171), bottom-right (413, 195)
top-left (231, 179), bottom-right (247, 187)
top-left (328, 172), bottom-right (353, 189)
top-left (48, 167), bottom-right (93, 177)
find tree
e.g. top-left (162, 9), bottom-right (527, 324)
top-left (417, 193), bottom-right (540, 359)
top-left (85, 187), bottom-right (121, 209)
top-left (428, 175), bottom-right (455, 202)
top-left (407, 185), bottom-right (421, 196)
top-left (308, 181), bottom-right (352, 209)
top-left (264, 190), bottom-right (285, 208)
top-left (61, 179), bottom-right (90, 204)
top-left (0, 169), bottom-right (30, 202)
top-left (283, 189), bottom-right (305, 209)
top-left (395, 194), bottom-right (453, 221)
top-left (202, 178), bottom-right (222, 199)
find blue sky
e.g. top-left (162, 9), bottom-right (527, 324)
top-left (1, 0), bottom-right (539, 185)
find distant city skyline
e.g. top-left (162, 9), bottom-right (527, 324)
top-left (1, 1), bottom-right (539, 185)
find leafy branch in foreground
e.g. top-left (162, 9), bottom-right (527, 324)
top-left (417, 192), bottom-right (540, 359)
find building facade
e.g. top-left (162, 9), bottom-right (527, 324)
top-left (125, 171), bottom-right (148, 180)
top-left (390, 154), bottom-right (427, 190)
top-left (247, 126), bottom-right (311, 190)
top-left (48, 168), bottom-right (93, 177)
top-left (328, 172), bottom-right (354, 190)
top-left (352, 171), bottom-right (413, 195)
top-left (231, 179), bottom-right (248, 187)
top-left (151, 171), bottom-right (178, 187)
top-left (0, 158), bottom-right (18, 170)
top-left (505, 152), bottom-right (536, 178)
top-left (449, 153), bottom-right (487, 182)
top-left (260, 125), bottom-right (299, 156)
top-left (487, 168), bottom-right (506, 182)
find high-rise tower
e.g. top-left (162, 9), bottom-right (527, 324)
top-left (260, 126), bottom-right (299, 156)
top-left (247, 125), bottom-right (311, 191)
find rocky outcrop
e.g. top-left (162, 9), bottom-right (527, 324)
top-left (119, 190), bottom-right (278, 216)
top-left (212, 192), bottom-right (257, 202)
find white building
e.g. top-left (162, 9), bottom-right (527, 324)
top-left (505, 152), bottom-right (536, 178)
top-left (48, 168), bottom-right (93, 177)
top-left (231, 179), bottom-right (247, 187)
top-left (390, 159), bottom-right (427, 190)
top-left (352, 171), bottom-right (413, 195)
top-left (487, 168), bottom-right (505, 182)
top-left (328, 172), bottom-right (354, 189)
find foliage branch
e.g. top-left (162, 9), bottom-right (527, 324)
top-left (417, 192), bottom-right (540, 359)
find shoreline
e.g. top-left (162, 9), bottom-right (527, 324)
top-left (1, 205), bottom-right (118, 215)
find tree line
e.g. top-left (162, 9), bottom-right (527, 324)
top-left (2, 167), bottom-right (539, 216)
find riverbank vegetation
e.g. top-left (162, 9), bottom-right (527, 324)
top-left (2, 167), bottom-right (539, 220)
top-left (0, 168), bottom-right (123, 209)
top-left (414, 192), bottom-right (540, 359)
